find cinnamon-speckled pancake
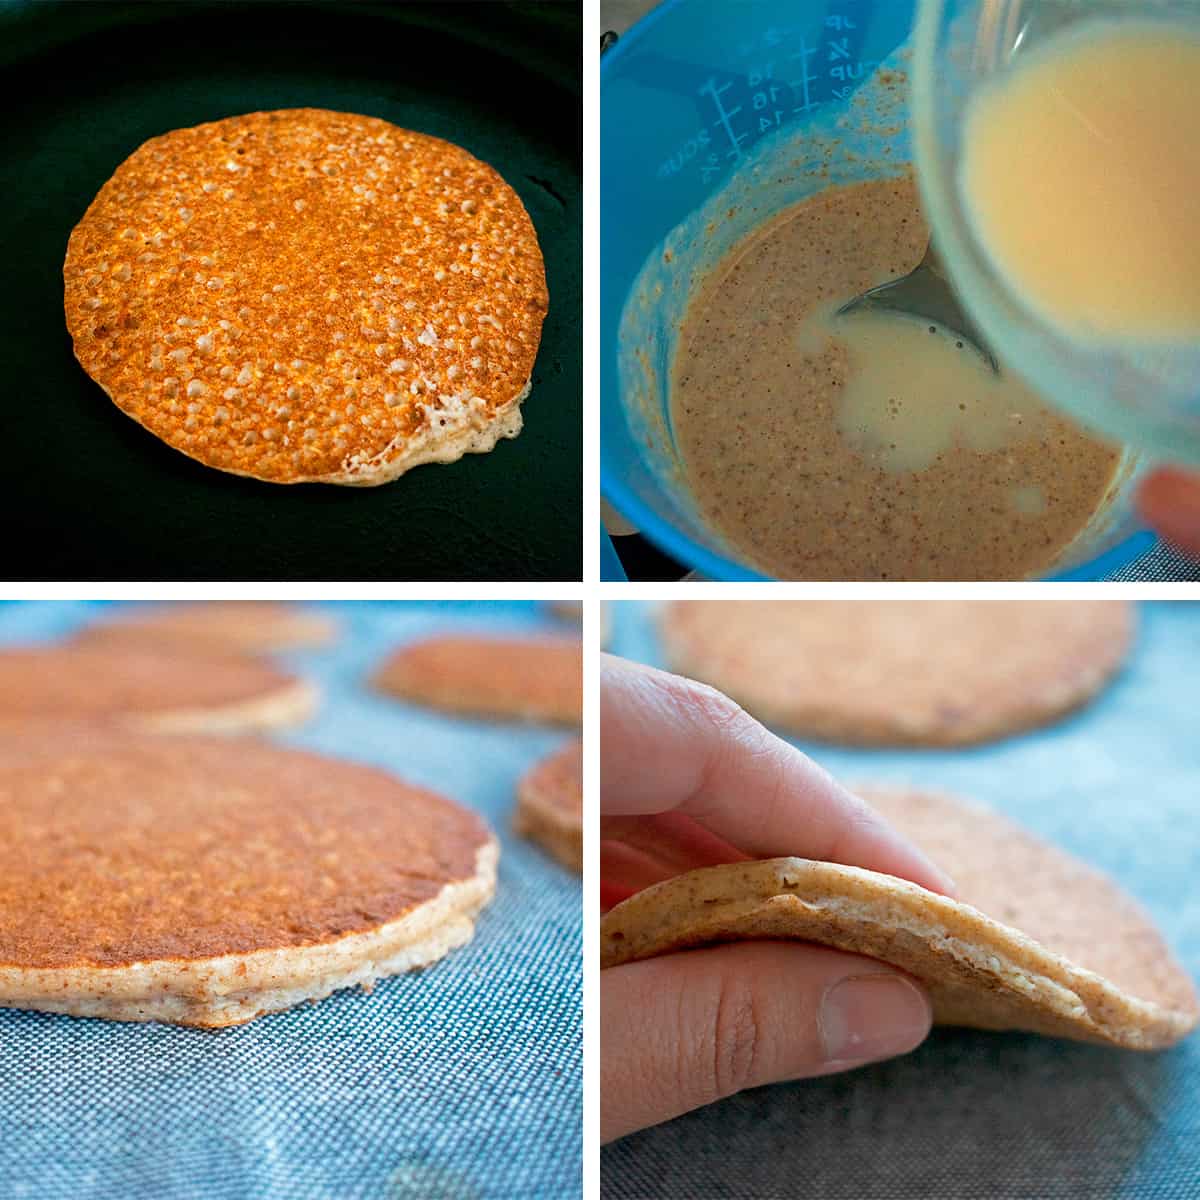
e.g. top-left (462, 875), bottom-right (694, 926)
top-left (661, 600), bottom-right (1131, 746)
top-left (64, 108), bottom-right (547, 485)
top-left (0, 723), bottom-right (496, 1026)
top-left (0, 641), bottom-right (315, 733)
top-left (601, 787), bottom-right (1199, 1050)
top-left (515, 739), bottom-right (582, 872)
top-left (373, 634), bottom-right (582, 725)
top-left (77, 601), bottom-right (335, 654)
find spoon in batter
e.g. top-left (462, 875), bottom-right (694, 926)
top-left (837, 241), bottom-right (999, 372)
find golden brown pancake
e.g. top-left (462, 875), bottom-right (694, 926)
top-left (660, 600), bottom-right (1131, 746)
top-left (77, 601), bottom-right (336, 654)
top-left (515, 739), bottom-right (583, 872)
top-left (0, 641), bottom-right (315, 733)
top-left (601, 787), bottom-right (1199, 1050)
top-left (64, 108), bottom-right (548, 485)
top-left (373, 634), bottom-right (582, 725)
top-left (0, 723), bottom-right (496, 1026)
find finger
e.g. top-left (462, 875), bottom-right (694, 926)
top-left (600, 814), bottom-right (749, 910)
top-left (601, 812), bottom-right (747, 873)
top-left (1137, 467), bottom-right (1200, 560)
top-left (600, 815), bottom-right (747, 911)
top-left (600, 655), bottom-right (955, 895)
top-left (601, 941), bottom-right (932, 1142)
top-left (599, 842), bottom-right (665, 911)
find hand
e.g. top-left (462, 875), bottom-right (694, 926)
top-left (600, 655), bottom-right (955, 1143)
top-left (1138, 467), bottom-right (1200, 561)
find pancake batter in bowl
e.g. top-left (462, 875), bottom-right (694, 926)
top-left (671, 175), bottom-right (1121, 581)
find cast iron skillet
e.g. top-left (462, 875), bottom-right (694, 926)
top-left (0, 1), bottom-right (580, 581)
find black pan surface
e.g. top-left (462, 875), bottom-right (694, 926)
top-left (0, 1), bottom-right (581, 581)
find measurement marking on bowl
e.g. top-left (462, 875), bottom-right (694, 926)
top-left (789, 37), bottom-right (820, 114)
top-left (654, 16), bottom-right (872, 184)
top-left (699, 79), bottom-right (748, 161)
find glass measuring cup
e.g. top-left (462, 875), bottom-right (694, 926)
top-left (912, 0), bottom-right (1200, 465)
top-left (601, 0), bottom-right (1154, 580)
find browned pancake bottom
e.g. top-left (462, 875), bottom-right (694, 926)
top-left (0, 724), bottom-right (491, 969)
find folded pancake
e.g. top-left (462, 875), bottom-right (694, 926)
top-left (601, 787), bottom-right (1198, 1049)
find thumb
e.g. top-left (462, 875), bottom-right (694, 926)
top-left (601, 941), bottom-right (931, 1142)
top-left (1137, 466), bottom-right (1200, 561)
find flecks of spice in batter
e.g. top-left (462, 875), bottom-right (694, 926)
top-left (672, 176), bottom-right (1120, 581)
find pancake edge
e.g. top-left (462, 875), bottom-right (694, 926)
top-left (84, 365), bottom-right (528, 488)
top-left (129, 676), bottom-right (319, 734)
top-left (0, 840), bottom-right (497, 1027)
top-left (514, 776), bottom-right (582, 874)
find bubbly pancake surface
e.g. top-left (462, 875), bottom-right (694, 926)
top-left (0, 725), bottom-right (492, 969)
top-left (661, 599), bottom-right (1131, 746)
top-left (64, 108), bottom-right (548, 484)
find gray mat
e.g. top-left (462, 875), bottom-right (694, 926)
top-left (1110, 543), bottom-right (1200, 582)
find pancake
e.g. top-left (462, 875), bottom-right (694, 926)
top-left (515, 739), bottom-right (583, 872)
top-left (64, 108), bottom-right (548, 485)
top-left (0, 723), bottom-right (496, 1026)
top-left (373, 634), bottom-right (582, 725)
top-left (660, 600), bottom-right (1131, 746)
top-left (76, 601), bottom-right (336, 654)
top-left (0, 642), bottom-right (315, 733)
top-left (600, 787), bottom-right (1199, 1050)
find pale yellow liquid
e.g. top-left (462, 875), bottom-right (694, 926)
top-left (962, 21), bottom-right (1200, 341)
top-left (799, 304), bottom-right (1055, 482)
